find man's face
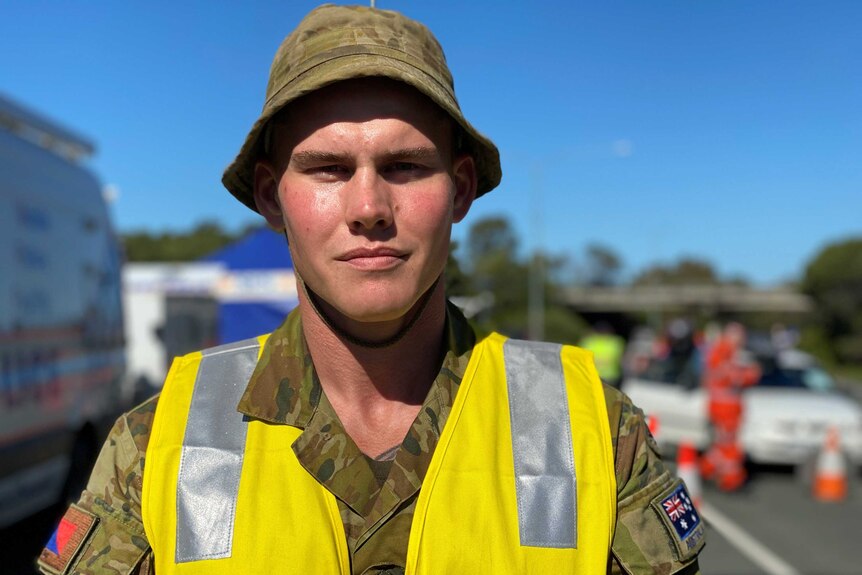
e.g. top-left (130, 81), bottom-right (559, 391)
top-left (254, 78), bottom-right (476, 325)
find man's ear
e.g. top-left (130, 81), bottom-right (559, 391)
top-left (451, 153), bottom-right (477, 223)
top-left (253, 161), bottom-right (286, 230)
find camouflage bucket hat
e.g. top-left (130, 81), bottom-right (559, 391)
top-left (222, 3), bottom-right (502, 213)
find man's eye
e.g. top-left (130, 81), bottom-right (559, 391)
top-left (318, 165), bottom-right (345, 173)
top-left (390, 162), bottom-right (419, 172)
top-left (304, 164), bottom-right (350, 178)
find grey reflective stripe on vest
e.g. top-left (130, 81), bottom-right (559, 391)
top-left (503, 339), bottom-right (578, 548)
top-left (175, 338), bottom-right (260, 563)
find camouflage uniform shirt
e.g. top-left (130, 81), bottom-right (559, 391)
top-left (39, 302), bottom-right (703, 574)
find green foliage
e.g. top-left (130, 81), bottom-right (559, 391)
top-left (834, 335), bottom-right (862, 364)
top-left (633, 258), bottom-right (723, 286)
top-left (583, 243), bottom-right (623, 286)
top-left (801, 237), bottom-right (862, 364)
top-left (542, 303), bottom-right (589, 345)
top-left (798, 325), bottom-right (837, 366)
top-left (803, 238), bottom-right (862, 292)
top-left (458, 216), bottom-right (587, 342)
top-left (466, 216), bottom-right (528, 309)
top-left (444, 240), bottom-right (471, 296)
top-left (122, 221), bottom-right (261, 262)
top-left (467, 217), bottom-right (518, 264)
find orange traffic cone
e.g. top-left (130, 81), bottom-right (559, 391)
top-left (676, 442), bottom-right (702, 509)
top-left (813, 426), bottom-right (848, 502)
top-left (716, 442), bottom-right (747, 492)
top-left (700, 445), bottom-right (717, 481)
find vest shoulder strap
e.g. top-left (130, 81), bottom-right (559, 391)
top-left (174, 337), bottom-right (261, 563)
top-left (502, 338), bottom-right (578, 548)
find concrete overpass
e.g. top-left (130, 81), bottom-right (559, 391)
top-left (560, 285), bottom-right (813, 314)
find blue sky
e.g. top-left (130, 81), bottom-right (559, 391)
top-left (2, 1), bottom-right (860, 285)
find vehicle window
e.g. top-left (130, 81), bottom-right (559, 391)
top-left (757, 368), bottom-right (808, 389)
top-left (801, 367), bottom-right (835, 392)
top-left (643, 356), bottom-right (701, 388)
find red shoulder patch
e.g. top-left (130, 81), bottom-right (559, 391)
top-left (39, 505), bottom-right (98, 574)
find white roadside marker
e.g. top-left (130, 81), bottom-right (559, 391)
top-left (701, 501), bottom-right (801, 575)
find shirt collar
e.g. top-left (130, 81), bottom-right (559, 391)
top-left (237, 307), bottom-right (321, 426)
top-left (237, 300), bottom-right (475, 426)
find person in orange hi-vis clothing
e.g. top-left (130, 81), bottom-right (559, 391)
top-left (700, 322), bottom-right (760, 491)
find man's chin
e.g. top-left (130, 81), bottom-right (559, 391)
top-left (307, 276), bottom-right (441, 335)
top-left (330, 283), bottom-right (424, 319)
top-left (337, 302), bottom-right (414, 325)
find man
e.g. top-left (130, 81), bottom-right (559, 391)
top-left (701, 322), bottom-right (759, 491)
top-left (579, 322), bottom-right (626, 388)
top-left (39, 5), bottom-right (704, 574)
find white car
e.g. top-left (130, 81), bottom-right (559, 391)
top-left (622, 349), bottom-right (862, 468)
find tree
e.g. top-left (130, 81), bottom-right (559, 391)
top-left (583, 243), bottom-right (623, 286)
top-left (467, 217), bottom-right (518, 265)
top-left (801, 237), bottom-right (862, 364)
top-left (466, 216), bottom-right (527, 316)
top-left (445, 240), bottom-right (471, 296)
top-left (122, 221), bottom-right (252, 262)
top-left (461, 216), bottom-right (587, 343)
top-left (632, 258), bottom-right (721, 286)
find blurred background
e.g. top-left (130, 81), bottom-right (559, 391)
top-left (2, 1), bottom-right (860, 573)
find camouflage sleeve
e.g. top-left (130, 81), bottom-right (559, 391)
top-left (604, 385), bottom-right (704, 575)
top-left (37, 395), bottom-right (158, 575)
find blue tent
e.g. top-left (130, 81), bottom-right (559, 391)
top-left (202, 228), bottom-right (298, 344)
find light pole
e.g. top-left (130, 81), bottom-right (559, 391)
top-left (528, 164), bottom-right (545, 341)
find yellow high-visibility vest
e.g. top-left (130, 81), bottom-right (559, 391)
top-left (579, 334), bottom-right (625, 382)
top-left (143, 332), bottom-right (616, 574)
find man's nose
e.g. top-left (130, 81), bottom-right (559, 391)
top-left (345, 168), bottom-right (394, 231)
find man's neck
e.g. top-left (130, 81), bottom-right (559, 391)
top-left (299, 282), bottom-right (447, 457)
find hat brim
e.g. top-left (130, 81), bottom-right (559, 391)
top-left (222, 53), bottom-right (501, 213)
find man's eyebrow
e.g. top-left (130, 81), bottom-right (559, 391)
top-left (381, 147), bottom-right (440, 162)
top-left (289, 150), bottom-right (349, 167)
top-left (290, 147), bottom-right (443, 167)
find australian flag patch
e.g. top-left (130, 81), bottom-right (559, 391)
top-left (660, 483), bottom-right (701, 540)
top-left (38, 504), bottom-right (98, 574)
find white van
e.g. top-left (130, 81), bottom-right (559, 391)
top-left (0, 94), bottom-right (126, 527)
